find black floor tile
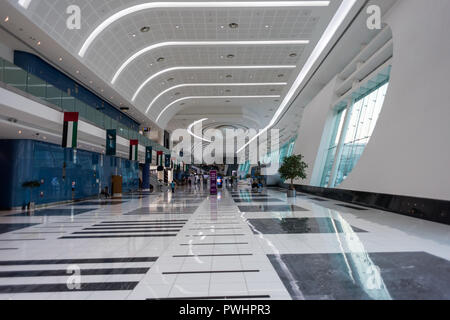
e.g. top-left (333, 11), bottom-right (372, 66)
top-left (247, 218), bottom-right (367, 234)
top-left (336, 204), bottom-right (369, 211)
top-left (0, 268), bottom-right (150, 277)
top-left (308, 197), bottom-right (328, 202)
top-left (71, 201), bottom-right (126, 206)
top-left (238, 205), bottom-right (309, 212)
top-left (125, 206), bottom-right (198, 215)
top-left (0, 282), bottom-right (139, 293)
top-left (11, 209), bottom-right (95, 217)
top-left (233, 198), bottom-right (284, 203)
top-left (268, 252), bottom-right (450, 300)
top-left (0, 224), bottom-right (39, 235)
top-left (0, 257), bottom-right (157, 266)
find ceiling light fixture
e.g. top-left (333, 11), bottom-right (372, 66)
top-left (229, 23), bottom-right (239, 29)
top-left (156, 57), bottom-right (165, 62)
top-left (237, 0), bottom-right (358, 154)
top-left (289, 53), bottom-right (298, 57)
top-left (146, 82), bottom-right (287, 113)
top-left (187, 118), bottom-right (212, 142)
top-left (140, 26), bottom-right (150, 32)
top-left (156, 95), bottom-right (281, 123)
top-left (111, 40), bottom-right (309, 84)
top-left (78, 1), bottom-right (329, 58)
top-left (4, 16), bottom-right (9, 22)
top-left (133, 65), bottom-right (296, 101)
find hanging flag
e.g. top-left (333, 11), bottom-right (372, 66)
top-left (129, 140), bottom-right (138, 161)
top-left (62, 112), bottom-right (79, 148)
top-left (145, 147), bottom-right (153, 164)
top-left (106, 129), bottom-right (116, 156)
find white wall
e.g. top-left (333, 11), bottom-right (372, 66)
top-left (293, 0), bottom-right (450, 201)
top-left (291, 78), bottom-right (338, 185)
top-left (340, 0), bottom-right (450, 201)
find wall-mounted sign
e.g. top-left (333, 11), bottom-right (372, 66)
top-left (165, 154), bottom-right (171, 168)
top-left (145, 147), bottom-right (153, 164)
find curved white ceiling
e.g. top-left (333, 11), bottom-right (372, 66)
top-left (237, 0), bottom-right (357, 153)
top-left (111, 40), bottom-right (309, 84)
top-left (132, 65), bottom-right (296, 102)
top-left (146, 82), bottom-right (287, 113)
top-left (77, 1), bottom-right (330, 57)
top-left (156, 95), bottom-right (281, 123)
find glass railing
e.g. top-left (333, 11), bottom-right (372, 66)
top-left (0, 57), bottom-right (169, 153)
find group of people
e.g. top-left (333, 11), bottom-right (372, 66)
top-left (251, 179), bottom-right (264, 192)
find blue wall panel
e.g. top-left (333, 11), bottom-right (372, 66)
top-left (0, 140), bottom-right (139, 209)
top-left (13, 51), bottom-right (139, 130)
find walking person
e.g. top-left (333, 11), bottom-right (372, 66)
top-left (170, 181), bottom-right (176, 193)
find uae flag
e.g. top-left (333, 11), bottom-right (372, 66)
top-left (62, 112), bottom-right (79, 148)
top-left (129, 140), bottom-right (138, 161)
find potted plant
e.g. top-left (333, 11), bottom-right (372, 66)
top-left (278, 155), bottom-right (308, 197)
top-left (22, 180), bottom-right (41, 212)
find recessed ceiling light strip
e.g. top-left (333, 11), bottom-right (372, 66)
top-left (78, 1), bottom-right (330, 57)
top-left (146, 82), bottom-right (287, 113)
top-left (156, 95), bottom-right (281, 123)
top-left (18, 0), bottom-right (32, 9)
top-left (237, 0), bottom-right (358, 153)
top-left (132, 65), bottom-right (296, 102)
top-left (111, 40), bottom-right (309, 84)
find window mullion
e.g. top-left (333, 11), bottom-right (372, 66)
top-left (329, 98), bottom-right (354, 188)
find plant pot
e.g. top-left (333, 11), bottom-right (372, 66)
top-left (287, 189), bottom-right (296, 198)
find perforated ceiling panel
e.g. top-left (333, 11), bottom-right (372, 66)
top-left (9, 0), bottom-right (343, 130)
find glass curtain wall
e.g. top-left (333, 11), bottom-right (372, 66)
top-left (319, 66), bottom-right (391, 188)
top-left (320, 106), bottom-right (347, 187)
top-left (334, 82), bottom-right (389, 186)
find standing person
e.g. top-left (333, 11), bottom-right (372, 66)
top-left (170, 181), bottom-right (176, 193)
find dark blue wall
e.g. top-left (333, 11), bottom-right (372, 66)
top-left (0, 140), bottom-right (139, 209)
top-left (14, 51), bottom-right (139, 131)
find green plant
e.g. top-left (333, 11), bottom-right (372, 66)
top-left (278, 155), bottom-right (308, 190)
top-left (22, 180), bottom-right (41, 206)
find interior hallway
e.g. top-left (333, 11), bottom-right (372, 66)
top-left (0, 186), bottom-right (449, 300)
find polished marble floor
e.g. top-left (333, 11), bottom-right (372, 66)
top-left (0, 186), bottom-right (449, 300)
